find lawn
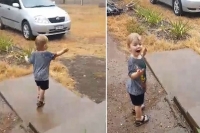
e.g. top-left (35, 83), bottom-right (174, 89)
top-left (0, 4), bottom-right (106, 90)
top-left (108, 0), bottom-right (200, 54)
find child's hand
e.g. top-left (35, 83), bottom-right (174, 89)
top-left (24, 55), bottom-right (29, 63)
top-left (63, 48), bottom-right (69, 53)
top-left (141, 47), bottom-right (147, 57)
top-left (136, 68), bottom-right (144, 76)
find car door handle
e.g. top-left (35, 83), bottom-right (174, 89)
top-left (8, 8), bottom-right (10, 10)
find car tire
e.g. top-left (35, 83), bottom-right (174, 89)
top-left (22, 21), bottom-right (34, 40)
top-left (150, 0), bottom-right (157, 4)
top-left (173, 0), bottom-right (183, 16)
top-left (0, 18), bottom-right (5, 30)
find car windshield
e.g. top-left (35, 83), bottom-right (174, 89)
top-left (21, 0), bottom-right (55, 8)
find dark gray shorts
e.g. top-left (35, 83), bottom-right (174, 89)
top-left (35, 80), bottom-right (49, 90)
top-left (129, 93), bottom-right (144, 106)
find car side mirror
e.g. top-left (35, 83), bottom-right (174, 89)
top-left (12, 3), bottom-right (20, 8)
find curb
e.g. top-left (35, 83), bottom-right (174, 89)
top-left (0, 91), bottom-right (39, 133)
top-left (145, 58), bottom-right (195, 133)
top-left (174, 96), bottom-right (198, 133)
top-left (29, 122), bottom-right (39, 133)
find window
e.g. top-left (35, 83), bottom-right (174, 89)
top-left (3, 0), bottom-right (12, 5)
top-left (0, 0), bottom-right (6, 4)
top-left (21, 0), bottom-right (55, 8)
top-left (11, 0), bottom-right (19, 3)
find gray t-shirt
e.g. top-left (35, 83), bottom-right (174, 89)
top-left (28, 51), bottom-right (55, 81)
top-left (126, 56), bottom-right (146, 96)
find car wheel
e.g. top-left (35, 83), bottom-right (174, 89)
top-left (150, 0), bottom-right (157, 4)
top-left (22, 21), bottom-right (34, 40)
top-left (0, 18), bottom-right (5, 30)
top-left (173, 0), bottom-right (183, 16)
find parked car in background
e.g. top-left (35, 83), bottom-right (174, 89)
top-left (150, 0), bottom-right (200, 16)
top-left (107, 1), bottom-right (123, 16)
top-left (0, 0), bottom-right (71, 40)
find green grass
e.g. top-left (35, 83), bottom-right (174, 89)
top-left (0, 35), bottom-right (13, 52)
top-left (14, 46), bottom-right (34, 61)
top-left (135, 6), bottom-right (162, 26)
top-left (169, 20), bottom-right (191, 39)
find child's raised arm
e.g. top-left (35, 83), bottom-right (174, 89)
top-left (54, 48), bottom-right (69, 58)
top-left (141, 47), bottom-right (147, 57)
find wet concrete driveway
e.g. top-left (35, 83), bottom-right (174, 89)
top-left (0, 75), bottom-right (105, 133)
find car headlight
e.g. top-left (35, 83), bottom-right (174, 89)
top-left (34, 15), bottom-right (49, 24)
top-left (65, 13), bottom-right (70, 21)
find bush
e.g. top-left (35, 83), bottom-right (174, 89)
top-left (0, 36), bottom-right (12, 53)
top-left (136, 6), bottom-right (162, 26)
top-left (169, 20), bottom-right (191, 39)
top-left (126, 18), bottom-right (144, 35)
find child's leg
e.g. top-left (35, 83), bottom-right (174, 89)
top-left (37, 87), bottom-right (40, 99)
top-left (39, 89), bottom-right (45, 102)
top-left (134, 94), bottom-right (149, 126)
top-left (35, 81), bottom-right (41, 100)
top-left (135, 105), bottom-right (142, 120)
top-left (37, 80), bottom-right (49, 107)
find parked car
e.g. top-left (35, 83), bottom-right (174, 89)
top-left (0, 0), bottom-right (71, 40)
top-left (107, 1), bottom-right (123, 16)
top-left (150, 0), bottom-right (200, 16)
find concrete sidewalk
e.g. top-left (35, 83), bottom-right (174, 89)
top-left (0, 75), bottom-right (105, 133)
top-left (146, 48), bottom-right (200, 133)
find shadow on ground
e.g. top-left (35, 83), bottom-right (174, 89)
top-left (60, 55), bottom-right (106, 103)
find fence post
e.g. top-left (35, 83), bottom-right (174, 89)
top-left (63, 0), bottom-right (65, 4)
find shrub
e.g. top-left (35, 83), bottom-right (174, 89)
top-left (169, 20), bottom-right (191, 39)
top-left (136, 6), bottom-right (162, 26)
top-left (0, 35), bottom-right (12, 53)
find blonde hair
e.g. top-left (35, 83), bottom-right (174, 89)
top-left (127, 33), bottom-right (141, 48)
top-left (35, 35), bottom-right (48, 50)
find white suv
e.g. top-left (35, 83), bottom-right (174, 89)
top-left (0, 0), bottom-right (71, 40)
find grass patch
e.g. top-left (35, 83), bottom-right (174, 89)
top-left (169, 20), bottom-right (191, 39)
top-left (13, 46), bottom-right (35, 62)
top-left (0, 61), bottom-right (32, 82)
top-left (126, 18), bottom-right (144, 34)
top-left (0, 36), bottom-right (12, 52)
top-left (135, 6), bottom-right (162, 26)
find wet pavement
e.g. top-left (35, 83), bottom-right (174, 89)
top-left (0, 75), bottom-right (106, 133)
top-left (107, 34), bottom-right (191, 133)
top-left (146, 49), bottom-right (200, 131)
top-left (0, 96), bottom-right (33, 133)
top-left (61, 56), bottom-right (106, 104)
top-left (45, 101), bottom-right (106, 133)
